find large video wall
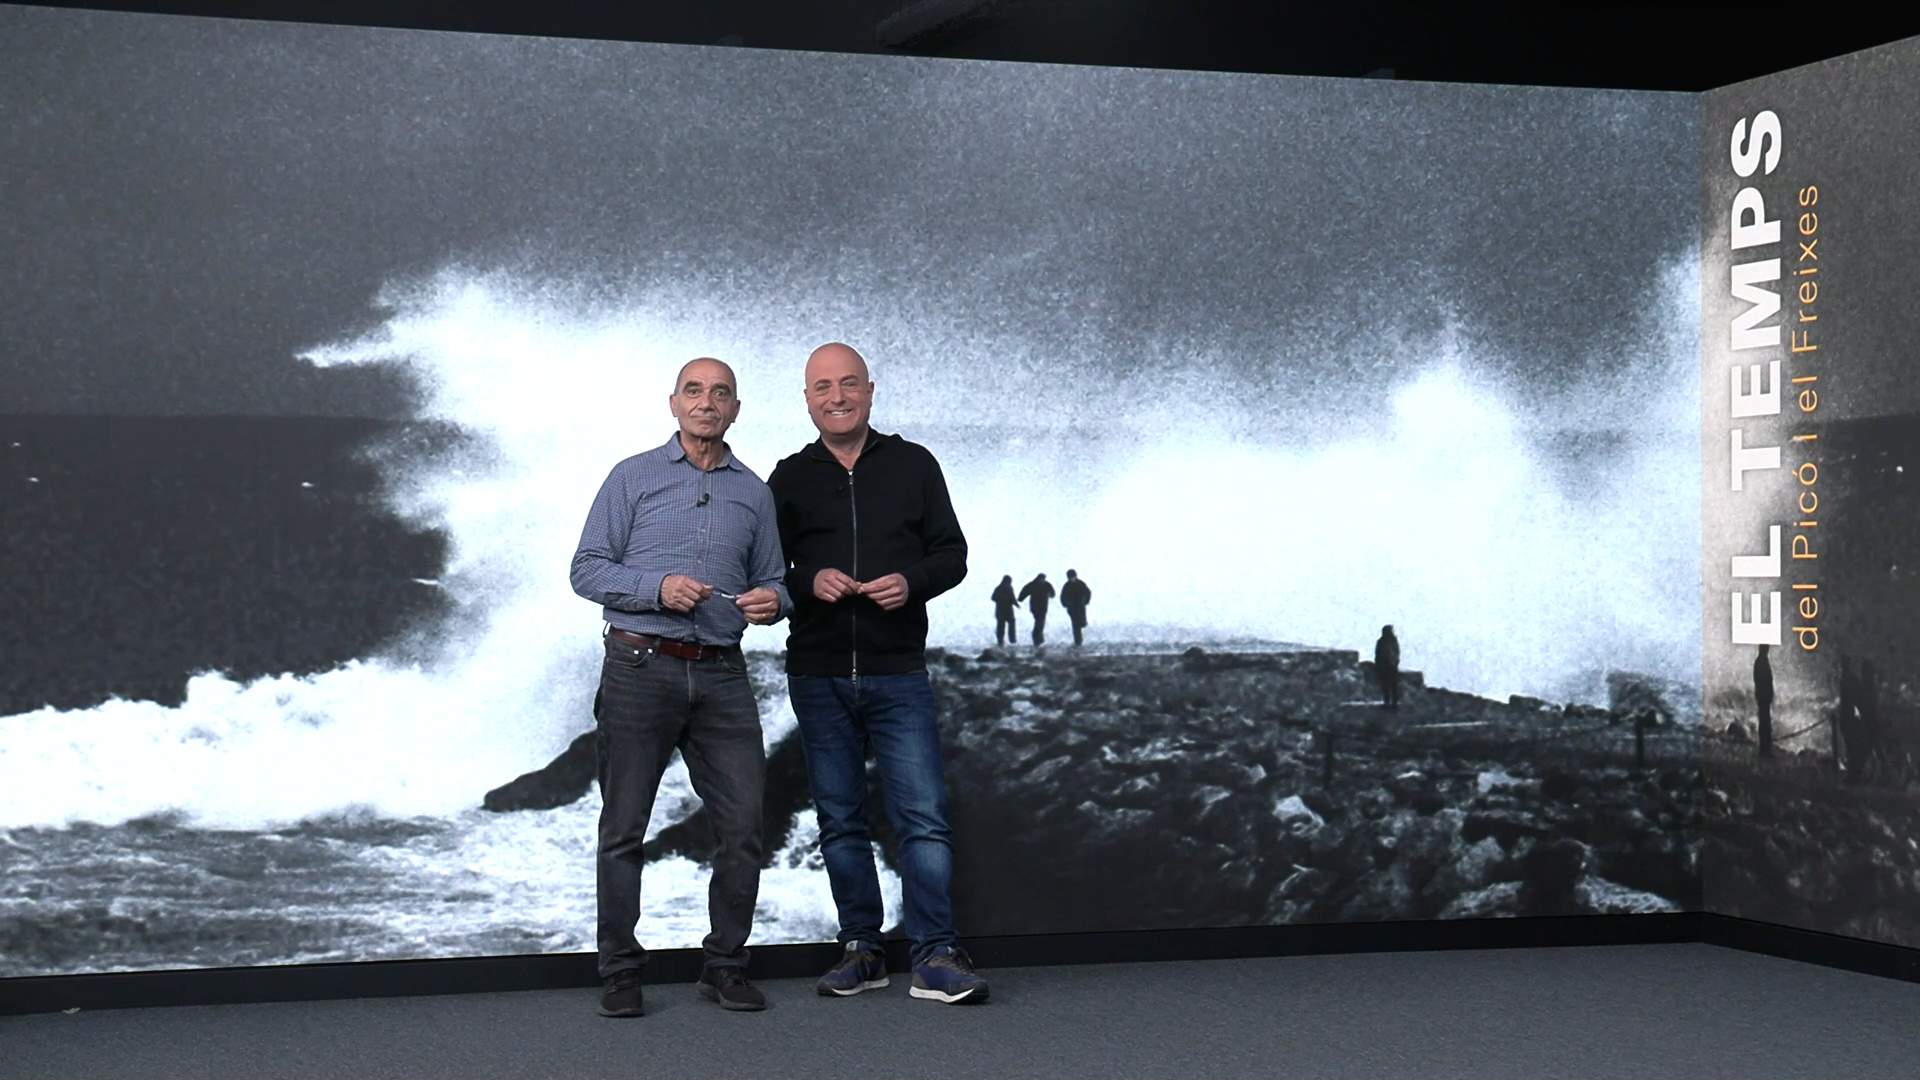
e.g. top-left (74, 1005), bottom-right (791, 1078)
top-left (1700, 38), bottom-right (1920, 949)
top-left (1, 4), bottom-right (1723, 977)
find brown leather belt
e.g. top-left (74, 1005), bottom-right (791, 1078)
top-left (607, 628), bottom-right (728, 662)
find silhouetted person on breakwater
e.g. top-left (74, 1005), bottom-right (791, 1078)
top-left (991, 575), bottom-right (1017, 646)
top-left (1374, 625), bottom-right (1400, 708)
top-left (1018, 573), bottom-right (1055, 647)
top-left (1060, 570), bottom-right (1092, 647)
top-left (1860, 658), bottom-right (1885, 779)
top-left (1754, 644), bottom-right (1774, 759)
top-left (1836, 655), bottom-right (1861, 779)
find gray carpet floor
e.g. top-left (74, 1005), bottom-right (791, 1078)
top-left (5, 944), bottom-right (1918, 1079)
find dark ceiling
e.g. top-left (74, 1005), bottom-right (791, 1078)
top-left (17, 1), bottom-right (1920, 92)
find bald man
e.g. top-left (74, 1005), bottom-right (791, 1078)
top-left (768, 343), bottom-right (988, 1004)
top-left (570, 358), bottom-right (792, 1017)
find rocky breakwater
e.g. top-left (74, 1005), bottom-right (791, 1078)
top-left (934, 646), bottom-right (1703, 936)
top-left (1704, 736), bottom-right (1920, 949)
top-left (476, 644), bottom-right (1702, 938)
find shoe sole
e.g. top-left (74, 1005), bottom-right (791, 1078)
top-left (596, 1004), bottom-right (644, 1018)
top-left (818, 977), bottom-right (891, 997)
top-left (909, 984), bottom-right (989, 1004)
top-left (695, 984), bottom-right (767, 1012)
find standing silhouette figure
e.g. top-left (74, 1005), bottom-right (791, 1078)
top-left (1017, 573), bottom-right (1055, 647)
top-left (1860, 658), bottom-right (1884, 778)
top-left (991, 575), bottom-right (1017, 646)
top-left (1373, 625), bottom-right (1401, 708)
top-left (1060, 570), bottom-right (1092, 647)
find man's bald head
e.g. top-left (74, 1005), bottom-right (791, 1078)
top-left (803, 342), bottom-right (874, 441)
top-left (804, 342), bottom-right (869, 384)
top-left (677, 356), bottom-right (738, 392)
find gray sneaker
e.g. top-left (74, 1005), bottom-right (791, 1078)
top-left (816, 942), bottom-right (890, 997)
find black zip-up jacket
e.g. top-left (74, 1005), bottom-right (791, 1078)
top-left (767, 430), bottom-right (968, 676)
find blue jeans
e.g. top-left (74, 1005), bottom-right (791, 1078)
top-left (787, 672), bottom-right (958, 966)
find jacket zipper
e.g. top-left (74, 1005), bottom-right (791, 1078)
top-left (848, 466), bottom-right (859, 685)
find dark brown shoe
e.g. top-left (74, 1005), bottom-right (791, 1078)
top-left (598, 971), bottom-right (644, 1018)
top-left (696, 966), bottom-right (767, 1011)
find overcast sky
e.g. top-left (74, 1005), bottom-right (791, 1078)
top-left (1, 5), bottom-right (1699, 419)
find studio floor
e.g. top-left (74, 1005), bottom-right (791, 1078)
top-left (6, 943), bottom-right (1918, 1079)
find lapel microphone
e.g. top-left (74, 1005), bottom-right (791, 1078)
top-left (697, 492), bottom-right (711, 507)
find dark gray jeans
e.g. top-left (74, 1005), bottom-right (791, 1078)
top-left (595, 635), bottom-right (765, 978)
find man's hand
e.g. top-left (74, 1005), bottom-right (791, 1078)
top-left (736, 587), bottom-right (781, 625)
top-left (660, 574), bottom-right (714, 613)
top-left (858, 573), bottom-right (910, 611)
top-left (813, 568), bottom-right (860, 603)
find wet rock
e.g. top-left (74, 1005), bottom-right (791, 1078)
top-left (1576, 876), bottom-right (1682, 915)
top-left (1297, 789), bottom-right (1338, 821)
top-left (1077, 803), bottom-right (1156, 848)
top-left (1106, 774), bottom-right (1162, 807)
top-left (1391, 814), bottom-right (1459, 895)
top-left (1659, 768), bottom-right (1701, 795)
top-left (1476, 768), bottom-right (1535, 796)
top-left (1461, 810), bottom-right (1542, 848)
top-left (1339, 863), bottom-right (1419, 922)
top-left (1520, 838), bottom-right (1591, 914)
top-left (1427, 836), bottom-right (1505, 899)
top-left (1261, 898), bottom-right (1310, 925)
top-left (1026, 755), bottom-right (1076, 787)
top-left (1209, 853), bottom-right (1264, 899)
top-left (1275, 865), bottom-right (1338, 901)
top-left (483, 731), bottom-right (596, 812)
top-left (1388, 771), bottom-right (1447, 815)
top-left (1275, 795), bottom-right (1326, 835)
top-left (1540, 770), bottom-right (1582, 801)
top-left (1784, 865), bottom-right (1842, 906)
top-left (1439, 880), bottom-right (1524, 919)
top-left (1594, 836), bottom-right (1697, 904)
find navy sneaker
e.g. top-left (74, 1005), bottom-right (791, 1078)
top-left (910, 946), bottom-right (989, 1004)
top-left (816, 941), bottom-right (890, 997)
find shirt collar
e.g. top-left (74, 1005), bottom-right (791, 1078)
top-left (664, 431), bottom-right (740, 471)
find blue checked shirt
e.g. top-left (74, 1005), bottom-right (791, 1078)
top-left (570, 432), bottom-right (792, 644)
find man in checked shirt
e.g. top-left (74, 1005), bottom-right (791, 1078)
top-left (569, 357), bottom-right (792, 1018)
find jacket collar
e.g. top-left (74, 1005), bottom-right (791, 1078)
top-left (804, 427), bottom-right (890, 464)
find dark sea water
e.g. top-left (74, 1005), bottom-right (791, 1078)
top-left (1, 415), bottom-right (450, 715)
top-left (0, 781), bottom-right (844, 978)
